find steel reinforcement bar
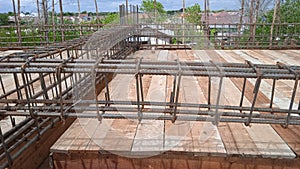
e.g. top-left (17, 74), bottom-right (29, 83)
top-left (1, 58), bottom-right (299, 127)
top-left (0, 25), bottom-right (138, 168)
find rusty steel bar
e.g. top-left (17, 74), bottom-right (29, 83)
top-left (0, 24), bottom-right (300, 168)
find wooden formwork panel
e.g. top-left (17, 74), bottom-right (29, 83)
top-left (51, 49), bottom-right (300, 168)
top-left (52, 152), bottom-right (300, 169)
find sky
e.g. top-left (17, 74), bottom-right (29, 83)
top-left (0, 0), bottom-right (242, 13)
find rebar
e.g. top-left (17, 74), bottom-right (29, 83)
top-left (0, 24), bottom-right (299, 168)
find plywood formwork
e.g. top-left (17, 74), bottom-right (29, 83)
top-left (50, 49), bottom-right (300, 169)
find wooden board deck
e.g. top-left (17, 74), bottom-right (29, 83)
top-left (51, 49), bottom-right (300, 169)
top-left (131, 50), bottom-right (167, 155)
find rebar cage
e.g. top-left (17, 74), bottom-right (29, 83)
top-left (0, 25), bottom-right (300, 168)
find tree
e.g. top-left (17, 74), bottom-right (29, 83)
top-left (239, 0), bottom-right (273, 16)
top-left (259, 0), bottom-right (300, 26)
top-left (140, 0), bottom-right (166, 23)
top-left (254, 0), bottom-right (300, 45)
top-left (185, 3), bottom-right (201, 25)
top-left (140, 0), bottom-right (166, 14)
top-left (101, 13), bottom-right (119, 24)
top-left (0, 13), bottom-right (9, 25)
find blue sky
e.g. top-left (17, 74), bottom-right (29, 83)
top-left (0, 0), bottom-right (241, 13)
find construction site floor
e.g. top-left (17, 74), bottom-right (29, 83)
top-left (50, 49), bottom-right (300, 169)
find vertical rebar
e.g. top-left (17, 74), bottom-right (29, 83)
top-left (126, 0), bottom-right (129, 24)
top-left (238, 0), bottom-right (245, 48)
top-left (52, 0), bottom-right (56, 42)
top-left (208, 76), bottom-right (211, 110)
top-left (172, 73), bottom-right (182, 123)
top-left (104, 74), bottom-right (110, 107)
top-left (214, 76), bottom-right (223, 126)
top-left (270, 0), bottom-right (281, 48)
top-left (136, 74), bottom-right (142, 122)
top-left (13, 73), bottom-right (23, 100)
top-left (139, 75), bottom-right (144, 109)
top-left (284, 77), bottom-right (298, 128)
top-left (59, 0), bottom-right (64, 42)
top-left (0, 127), bottom-right (12, 168)
top-left (239, 78), bottom-right (247, 113)
top-left (39, 73), bottom-right (49, 99)
top-left (270, 79), bottom-right (276, 112)
top-left (11, 0), bottom-right (22, 46)
top-left (0, 76), bottom-right (8, 107)
top-left (246, 75), bottom-right (262, 126)
top-left (94, 0), bottom-right (99, 23)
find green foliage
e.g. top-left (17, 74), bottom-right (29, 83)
top-left (64, 12), bottom-right (75, 16)
top-left (185, 3), bottom-right (201, 25)
top-left (253, 0), bottom-right (300, 45)
top-left (7, 12), bottom-right (14, 16)
top-left (279, 0), bottom-right (300, 23)
top-left (140, 0), bottom-right (166, 14)
top-left (260, 0), bottom-right (300, 24)
top-left (0, 13), bottom-right (9, 26)
top-left (100, 13), bottom-right (119, 25)
top-left (256, 0), bottom-right (300, 37)
top-left (171, 37), bottom-right (177, 44)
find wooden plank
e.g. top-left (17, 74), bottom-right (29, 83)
top-left (85, 119), bottom-right (114, 151)
top-left (164, 50), bottom-right (193, 153)
top-left (219, 79), bottom-right (260, 156)
top-left (193, 50), bottom-right (211, 62)
top-left (87, 74), bottom-right (138, 153)
top-left (246, 50), bottom-right (300, 157)
top-left (194, 50), bottom-right (259, 156)
top-left (98, 74), bottom-right (139, 153)
top-left (272, 125), bottom-right (300, 155)
top-left (12, 118), bottom-right (75, 169)
top-left (68, 119), bottom-right (89, 152)
top-left (52, 151), bottom-right (300, 169)
top-left (51, 120), bottom-right (82, 153)
top-left (173, 50), bottom-right (226, 155)
top-left (217, 50), bottom-right (296, 158)
top-left (74, 118), bottom-right (98, 152)
top-left (131, 50), bottom-right (167, 155)
top-left (243, 50), bottom-right (300, 104)
top-left (245, 124), bottom-right (296, 158)
top-left (262, 50), bottom-right (300, 65)
top-left (101, 119), bottom-right (138, 153)
top-left (216, 80), bottom-right (261, 156)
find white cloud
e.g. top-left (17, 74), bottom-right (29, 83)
top-left (0, 0), bottom-right (241, 13)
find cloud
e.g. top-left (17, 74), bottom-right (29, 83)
top-left (0, 0), bottom-right (241, 13)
